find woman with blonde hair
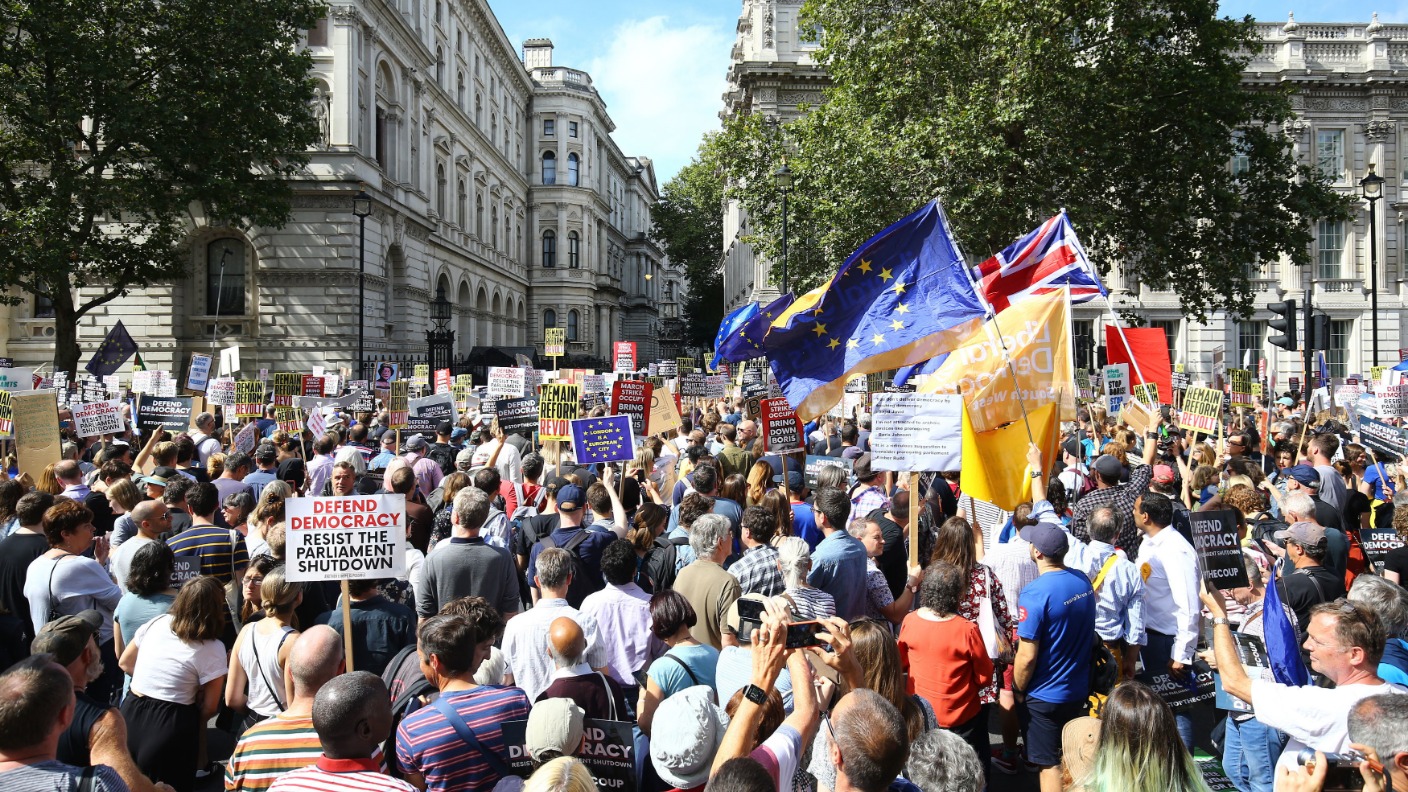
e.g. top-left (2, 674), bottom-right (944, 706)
top-left (106, 477), bottom-right (143, 547)
top-left (245, 481), bottom-right (291, 558)
top-left (525, 757), bottom-right (596, 792)
top-left (1072, 681), bottom-right (1211, 792)
top-left (225, 564), bottom-right (302, 733)
top-left (36, 462), bottom-right (62, 494)
top-left (776, 536), bottom-right (834, 619)
top-left (207, 452), bottom-right (226, 482)
top-left (746, 460), bottom-right (773, 507)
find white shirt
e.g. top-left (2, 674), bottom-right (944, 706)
top-left (1135, 527), bottom-right (1202, 663)
top-left (500, 597), bottom-right (609, 701)
top-left (1253, 679), bottom-right (1407, 771)
top-left (129, 613), bottom-right (228, 704)
top-left (471, 440), bottom-right (523, 484)
top-left (110, 535), bottom-right (155, 594)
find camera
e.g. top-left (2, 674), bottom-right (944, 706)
top-left (1298, 748), bottom-right (1367, 791)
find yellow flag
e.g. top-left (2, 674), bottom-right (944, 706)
top-left (960, 400), bottom-right (1061, 512)
top-left (918, 289), bottom-right (1074, 433)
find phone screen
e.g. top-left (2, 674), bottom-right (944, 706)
top-left (785, 621), bottom-right (823, 649)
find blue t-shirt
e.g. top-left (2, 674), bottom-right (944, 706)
top-left (791, 503), bottom-right (822, 551)
top-left (647, 643), bottom-right (721, 698)
top-left (1365, 464), bottom-right (1396, 502)
top-left (1017, 568), bottom-right (1096, 705)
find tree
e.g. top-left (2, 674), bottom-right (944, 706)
top-left (0, 0), bottom-right (323, 375)
top-left (714, 0), bottom-right (1351, 320)
top-left (651, 135), bottom-right (727, 350)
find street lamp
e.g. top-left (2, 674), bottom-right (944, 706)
top-left (774, 162), bottom-right (793, 295)
top-left (427, 283), bottom-right (455, 375)
top-left (1361, 163), bottom-right (1386, 367)
top-left (352, 186), bottom-right (373, 380)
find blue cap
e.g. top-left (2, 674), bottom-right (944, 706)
top-left (1283, 464), bottom-right (1319, 488)
top-left (556, 484), bottom-right (585, 512)
top-left (1020, 521), bottom-right (1070, 557)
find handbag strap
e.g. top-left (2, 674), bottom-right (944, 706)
top-left (596, 671), bottom-right (618, 721)
top-left (663, 652), bottom-right (700, 687)
top-left (431, 694), bottom-right (516, 779)
top-left (249, 625), bottom-right (292, 712)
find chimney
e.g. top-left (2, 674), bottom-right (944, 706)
top-left (523, 38), bottom-right (553, 69)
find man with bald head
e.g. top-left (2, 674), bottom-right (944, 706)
top-left (268, 672), bottom-right (416, 792)
top-left (225, 625), bottom-right (361, 792)
top-left (109, 500), bottom-right (172, 593)
top-left (535, 616), bottom-right (631, 722)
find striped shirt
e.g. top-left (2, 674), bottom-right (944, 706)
top-left (268, 756), bottom-right (416, 792)
top-left (784, 585), bottom-right (836, 620)
top-left (395, 686), bottom-right (530, 792)
top-left (225, 714), bottom-right (386, 792)
top-left (167, 523), bottom-right (248, 584)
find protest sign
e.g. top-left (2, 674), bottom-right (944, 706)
top-left (274, 406), bottom-right (306, 435)
top-left (1359, 417), bottom-right (1407, 462)
top-left (1228, 369), bottom-right (1252, 407)
top-left (538, 384), bottom-right (580, 441)
top-left (135, 394), bottom-right (194, 435)
top-left (571, 416), bottom-right (635, 464)
top-left (300, 375), bottom-right (326, 398)
top-left (1363, 527), bottom-right (1405, 564)
top-left (616, 341), bottom-right (639, 372)
top-left (1103, 363), bottom-right (1130, 414)
top-left (433, 368), bottom-right (452, 395)
top-left (233, 422), bottom-right (258, 454)
top-left (1119, 398), bottom-right (1155, 437)
top-left (13, 390), bottom-right (61, 476)
top-left (680, 372), bottom-right (707, 398)
top-left (284, 495), bottom-right (407, 582)
top-left (656, 360), bottom-right (677, 377)
top-left (0, 368), bottom-right (34, 392)
top-left (869, 393), bottom-right (963, 471)
top-left (501, 719), bottom-right (636, 792)
top-left (272, 372), bottom-right (299, 406)
top-left (496, 397), bottom-right (539, 439)
top-left (219, 346), bottom-right (240, 377)
top-left (1148, 658), bottom-right (1216, 709)
top-left (676, 357), bottom-right (697, 374)
top-left (186, 354), bottom-right (212, 392)
top-left (72, 400), bottom-right (125, 438)
top-left (488, 367), bottom-right (526, 399)
top-left (649, 387), bottom-right (682, 435)
top-left (704, 375), bottom-right (727, 399)
top-left (407, 394), bottom-right (456, 436)
top-left (411, 365), bottom-right (430, 390)
top-left (545, 327), bottom-right (566, 358)
top-left (235, 380), bottom-right (265, 419)
top-left (805, 455), bottom-right (853, 491)
top-left (1133, 382), bottom-right (1160, 408)
top-left (207, 378), bottom-right (236, 407)
top-left (0, 390), bottom-right (12, 437)
top-left (761, 398), bottom-right (803, 454)
top-left (0, 357), bottom-right (11, 368)
top-left (1380, 384), bottom-right (1408, 418)
top-left (170, 556), bottom-right (202, 588)
top-left (1214, 633), bottom-right (1269, 713)
top-left (387, 381), bottom-right (409, 429)
top-left (1179, 387), bottom-right (1223, 434)
top-left (583, 374), bottom-right (608, 395)
top-left (1190, 509), bottom-right (1249, 589)
top-left (611, 380), bottom-right (653, 437)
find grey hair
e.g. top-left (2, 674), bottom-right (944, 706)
top-left (548, 639), bottom-right (584, 669)
top-left (1394, 489), bottom-right (1408, 511)
top-left (1350, 575), bottom-right (1408, 638)
top-left (689, 514), bottom-right (731, 559)
top-left (858, 413), bottom-right (871, 430)
top-left (846, 517), bottom-right (871, 540)
top-left (1282, 493), bottom-right (1315, 521)
top-left (453, 486), bottom-right (491, 534)
top-left (815, 465), bottom-right (848, 492)
top-left (536, 547), bottom-right (574, 591)
top-left (1088, 507), bottom-right (1119, 544)
top-left (195, 411), bottom-right (215, 429)
top-left (1349, 694), bottom-right (1408, 768)
top-left (776, 536), bottom-right (813, 589)
top-left (905, 728), bottom-right (985, 792)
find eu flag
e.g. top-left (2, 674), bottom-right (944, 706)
top-left (710, 302), bottom-right (759, 372)
top-left (1264, 558), bottom-right (1309, 686)
top-left (717, 293), bottom-right (796, 364)
top-left (85, 320), bottom-right (139, 377)
top-left (764, 200), bottom-right (987, 420)
top-left (570, 415), bottom-right (635, 464)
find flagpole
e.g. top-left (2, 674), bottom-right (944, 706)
top-left (209, 247), bottom-right (231, 359)
top-left (1101, 294), bottom-right (1152, 406)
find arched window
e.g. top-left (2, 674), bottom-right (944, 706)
top-left (567, 231), bottom-right (580, 268)
top-left (542, 230), bottom-right (556, 267)
top-left (435, 164), bottom-right (446, 215)
top-left (541, 151), bottom-right (556, 185)
top-left (491, 114), bottom-right (498, 144)
top-left (567, 153), bottom-right (580, 187)
top-left (456, 180), bottom-right (466, 227)
top-left (505, 216), bottom-right (512, 255)
top-left (567, 310), bottom-right (579, 342)
top-left (544, 309), bottom-right (557, 328)
top-left (206, 238), bottom-right (247, 316)
top-left (435, 0), bottom-right (442, 24)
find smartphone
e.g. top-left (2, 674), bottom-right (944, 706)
top-left (736, 599), bottom-right (765, 622)
top-left (785, 621), bottom-right (824, 649)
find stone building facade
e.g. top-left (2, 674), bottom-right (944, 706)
top-left (0, 2), bottom-right (679, 375)
top-left (720, 10), bottom-right (1408, 384)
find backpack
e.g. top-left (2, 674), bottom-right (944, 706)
top-left (509, 485), bottom-right (547, 547)
top-left (644, 534), bottom-right (691, 592)
top-left (381, 644), bottom-right (436, 778)
top-left (426, 442), bottom-right (457, 476)
top-left (1065, 466), bottom-right (1095, 502)
top-left (537, 529), bottom-right (595, 607)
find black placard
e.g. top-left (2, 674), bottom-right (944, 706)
top-left (495, 397), bottom-right (538, 439)
top-left (136, 394), bottom-right (194, 435)
top-left (1190, 509), bottom-right (1249, 590)
top-left (501, 719), bottom-right (636, 792)
top-left (1363, 527), bottom-right (1406, 564)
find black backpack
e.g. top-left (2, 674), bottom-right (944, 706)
top-left (1250, 512), bottom-right (1290, 555)
top-left (381, 644), bottom-right (437, 778)
top-left (537, 529), bottom-right (596, 607)
top-left (644, 534), bottom-right (691, 592)
top-left (426, 442), bottom-right (457, 476)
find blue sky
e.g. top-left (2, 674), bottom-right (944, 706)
top-left (488, 1), bottom-right (1391, 185)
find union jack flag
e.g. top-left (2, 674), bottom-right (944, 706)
top-left (972, 212), bottom-right (1107, 313)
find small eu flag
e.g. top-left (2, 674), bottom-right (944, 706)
top-left (710, 302), bottom-right (760, 372)
top-left (85, 321), bottom-right (139, 378)
top-left (570, 415), bottom-right (635, 465)
top-left (764, 200), bottom-right (988, 421)
top-left (718, 293), bottom-right (796, 364)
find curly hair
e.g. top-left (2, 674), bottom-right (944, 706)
top-left (1222, 484), bottom-right (1265, 516)
top-left (41, 499), bottom-right (94, 547)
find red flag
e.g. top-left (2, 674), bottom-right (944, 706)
top-left (1104, 326), bottom-right (1172, 404)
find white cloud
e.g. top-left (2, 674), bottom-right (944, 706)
top-left (587, 16), bottom-right (732, 184)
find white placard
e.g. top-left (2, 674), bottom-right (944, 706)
top-left (284, 494), bottom-right (407, 582)
top-left (488, 366), bottom-right (526, 399)
top-left (1103, 363), bottom-right (1130, 414)
top-left (0, 368), bottom-right (34, 391)
top-left (72, 400), bottom-right (125, 438)
top-left (187, 354), bottom-right (213, 392)
top-left (207, 377), bottom-right (236, 407)
top-left (219, 345), bottom-right (241, 377)
top-left (869, 393), bottom-right (963, 471)
top-left (1380, 385), bottom-right (1408, 418)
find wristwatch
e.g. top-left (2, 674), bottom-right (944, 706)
top-left (1029, 469), bottom-right (1042, 479)
top-left (1212, 617), bottom-right (1231, 627)
top-left (741, 684), bottom-right (768, 705)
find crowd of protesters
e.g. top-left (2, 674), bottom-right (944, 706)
top-left (0, 388), bottom-right (1406, 792)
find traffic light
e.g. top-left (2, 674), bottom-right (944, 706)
top-left (1309, 313), bottom-right (1331, 351)
top-left (1268, 300), bottom-right (1297, 351)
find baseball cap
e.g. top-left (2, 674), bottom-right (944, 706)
top-left (525, 698), bottom-right (586, 761)
top-left (1277, 396), bottom-right (1296, 407)
top-left (1092, 455), bottom-right (1123, 479)
top-left (456, 447), bottom-right (476, 472)
top-left (1062, 438), bottom-right (1084, 462)
top-left (31, 610), bottom-right (103, 665)
top-left (773, 470), bottom-right (805, 492)
top-left (556, 484), bottom-right (585, 512)
top-left (1282, 464), bottom-right (1319, 488)
top-left (1151, 464), bottom-right (1175, 485)
top-left (404, 435), bottom-right (428, 452)
top-left (1020, 521), bottom-right (1070, 557)
top-left (451, 427), bottom-right (469, 441)
top-left (437, 421), bottom-right (454, 436)
top-left (1275, 520), bottom-right (1327, 547)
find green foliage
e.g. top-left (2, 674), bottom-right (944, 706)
top-left (651, 134), bottom-right (727, 349)
top-left (0, 0), bottom-right (324, 373)
top-left (714, 0), bottom-right (1351, 320)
